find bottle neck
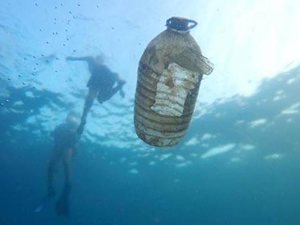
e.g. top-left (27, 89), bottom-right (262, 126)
top-left (167, 27), bottom-right (190, 34)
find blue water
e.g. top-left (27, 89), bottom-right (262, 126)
top-left (1, 1), bottom-right (300, 225)
top-left (1, 64), bottom-right (300, 224)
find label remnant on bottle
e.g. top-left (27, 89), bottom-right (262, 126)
top-left (150, 62), bottom-right (199, 117)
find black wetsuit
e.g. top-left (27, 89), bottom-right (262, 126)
top-left (87, 61), bottom-right (118, 103)
top-left (49, 123), bottom-right (78, 217)
top-left (52, 123), bottom-right (78, 153)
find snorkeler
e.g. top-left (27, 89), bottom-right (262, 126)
top-left (66, 55), bottom-right (126, 134)
top-left (35, 112), bottom-right (81, 217)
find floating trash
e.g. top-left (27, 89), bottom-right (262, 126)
top-left (134, 17), bottom-right (213, 147)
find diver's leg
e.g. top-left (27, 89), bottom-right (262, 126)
top-left (109, 86), bottom-right (120, 99)
top-left (62, 148), bottom-right (73, 187)
top-left (47, 149), bottom-right (62, 197)
top-left (111, 80), bottom-right (126, 97)
top-left (97, 81), bottom-right (126, 103)
top-left (35, 153), bottom-right (59, 213)
top-left (77, 88), bottom-right (97, 134)
top-left (55, 148), bottom-right (73, 217)
top-left (82, 88), bottom-right (98, 123)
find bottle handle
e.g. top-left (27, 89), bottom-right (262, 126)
top-left (166, 17), bottom-right (198, 31)
top-left (186, 19), bottom-right (198, 30)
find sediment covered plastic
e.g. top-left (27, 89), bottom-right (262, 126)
top-left (134, 17), bottom-right (213, 147)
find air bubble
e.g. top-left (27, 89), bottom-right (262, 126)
top-left (5, 99), bottom-right (9, 103)
top-left (22, 82), bottom-right (26, 86)
top-left (0, 103), bottom-right (4, 106)
top-left (18, 74), bottom-right (21, 77)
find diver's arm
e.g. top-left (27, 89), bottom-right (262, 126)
top-left (115, 73), bottom-right (126, 88)
top-left (111, 73), bottom-right (126, 98)
top-left (65, 56), bottom-right (93, 64)
top-left (117, 75), bottom-right (126, 95)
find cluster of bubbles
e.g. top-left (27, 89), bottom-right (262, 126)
top-left (2, 2), bottom-right (102, 107)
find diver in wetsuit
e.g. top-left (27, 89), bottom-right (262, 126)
top-left (47, 112), bottom-right (80, 217)
top-left (66, 55), bottom-right (126, 134)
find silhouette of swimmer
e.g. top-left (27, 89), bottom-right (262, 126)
top-left (66, 55), bottom-right (126, 134)
top-left (47, 112), bottom-right (81, 217)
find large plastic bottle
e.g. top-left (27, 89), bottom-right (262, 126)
top-left (134, 17), bottom-right (213, 147)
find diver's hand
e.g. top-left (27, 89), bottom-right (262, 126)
top-left (120, 89), bottom-right (125, 98)
top-left (119, 79), bottom-right (126, 86)
top-left (65, 56), bottom-right (74, 61)
top-left (117, 79), bottom-right (126, 90)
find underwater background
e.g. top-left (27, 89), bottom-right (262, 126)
top-left (1, 0), bottom-right (300, 224)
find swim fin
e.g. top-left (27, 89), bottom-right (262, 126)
top-left (55, 184), bottom-right (72, 217)
top-left (34, 188), bottom-right (56, 213)
top-left (34, 196), bottom-right (51, 213)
